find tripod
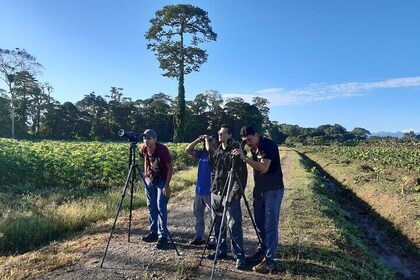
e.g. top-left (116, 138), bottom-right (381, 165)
top-left (100, 141), bottom-right (180, 267)
top-left (199, 155), bottom-right (263, 279)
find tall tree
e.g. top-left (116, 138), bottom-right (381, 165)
top-left (0, 48), bottom-right (43, 138)
top-left (0, 95), bottom-right (11, 137)
top-left (351, 127), bottom-right (371, 141)
top-left (136, 93), bottom-right (174, 142)
top-left (146, 4), bottom-right (217, 142)
top-left (224, 97), bottom-right (263, 139)
top-left (76, 92), bottom-right (109, 140)
top-left (205, 90), bottom-right (225, 133)
top-left (252, 97), bottom-right (270, 131)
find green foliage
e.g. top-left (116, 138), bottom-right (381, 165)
top-left (0, 139), bottom-right (197, 190)
top-left (0, 139), bottom-right (197, 255)
top-left (304, 143), bottom-right (420, 174)
top-left (146, 4), bottom-right (217, 142)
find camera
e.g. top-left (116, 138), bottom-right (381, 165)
top-left (118, 129), bottom-right (141, 143)
top-left (226, 138), bottom-right (246, 150)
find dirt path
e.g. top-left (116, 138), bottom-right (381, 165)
top-left (38, 152), bottom-right (293, 280)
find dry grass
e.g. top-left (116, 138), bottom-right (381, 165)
top-left (298, 148), bottom-right (420, 249)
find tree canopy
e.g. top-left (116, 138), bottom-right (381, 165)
top-left (146, 4), bottom-right (217, 142)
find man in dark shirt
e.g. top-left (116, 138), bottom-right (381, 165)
top-left (139, 129), bottom-right (173, 249)
top-left (233, 125), bottom-right (285, 273)
top-left (209, 124), bottom-right (247, 270)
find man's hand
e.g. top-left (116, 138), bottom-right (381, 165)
top-left (163, 185), bottom-right (171, 198)
top-left (232, 148), bottom-right (246, 161)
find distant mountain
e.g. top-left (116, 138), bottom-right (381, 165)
top-left (370, 131), bottom-right (405, 138)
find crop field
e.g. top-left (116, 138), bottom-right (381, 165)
top-left (303, 144), bottom-right (420, 174)
top-left (0, 138), bottom-right (196, 191)
top-left (0, 138), bottom-right (197, 255)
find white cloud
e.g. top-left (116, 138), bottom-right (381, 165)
top-left (222, 76), bottom-right (420, 105)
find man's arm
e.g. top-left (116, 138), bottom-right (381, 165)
top-left (138, 145), bottom-right (148, 176)
top-left (243, 156), bottom-right (271, 174)
top-left (163, 161), bottom-right (173, 197)
top-left (185, 137), bottom-right (201, 157)
top-left (232, 148), bottom-right (271, 173)
top-left (204, 136), bottom-right (215, 155)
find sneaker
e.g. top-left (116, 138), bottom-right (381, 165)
top-left (235, 258), bottom-right (246, 270)
top-left (155, 238), bottom-right (168, 249)
top-left (246, 250), bottom-right (265, 263)
top-left (252, 258), bottom-right (275, 274)
top-left (207, 251), bottom-right (228, 260)
top-left (141, 232), bottom-right (158, 243)
top-left (189, 237), bottom-right (206, 245)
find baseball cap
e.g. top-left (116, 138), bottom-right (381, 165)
top-left (142, 129), bottom-right (157, 139)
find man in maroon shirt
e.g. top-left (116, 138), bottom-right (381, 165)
top-left (139, 129), bottom-right (173, 249)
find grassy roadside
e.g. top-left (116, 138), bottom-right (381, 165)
top-left (0, 168), bottom-right (197, 280)
top-left (297, 147), bottom-right (420, 254)
top-left (278, 149), bottom-right (395, 279)
top-left (0, 185), bottom-right (146, 255)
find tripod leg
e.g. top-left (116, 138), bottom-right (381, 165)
top-left (199, 209), bottom-right (217, 266)
top-left (233, 172), bottom-right (264, 247)
top-left (127, 166), bottom-right (136, 242)
top-left (100, 164), bottom-right (135, 268)
top-left (211, 201), bottom-right (230, 280)
top-left (136, 165), bottom-right (180, 256)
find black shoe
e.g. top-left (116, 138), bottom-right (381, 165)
top-left (206, 242), bottom-right (216, 250)
top-left (155, 238), bottom-right (168, 249)
top-left (189, 237), bottom-right (206, 245)
top-left (246, 251), bottom-right (265, 263)
top-left (141, 232), bottom-right (158, 243)
top-left (236, 258), bottom-right (246, 270)
top-left (207, 251), bottom-right (228, 260)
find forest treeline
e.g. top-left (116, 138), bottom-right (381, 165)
top-left (2, 48), bottom-right (419, 144)
top-left (0, 82), bottom-right (400, 144)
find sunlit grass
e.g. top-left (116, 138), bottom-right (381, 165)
top-left (0, 164), bottom-right (196, 256)
top-left (0, 188), bottom-right (145, 255)
top-left (278, 149), bottom-right (395, 279)
top-left (297, 146), bottom-right (420, 253)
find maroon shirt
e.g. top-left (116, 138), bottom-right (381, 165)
top-left (140, 142), bottom-right (172, 180)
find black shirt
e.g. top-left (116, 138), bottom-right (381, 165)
top-left (251, 137), bottom-right (284, 194)
top-left (211, 144), bottom-right (247, 196)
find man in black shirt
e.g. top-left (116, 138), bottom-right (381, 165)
top-left (209, 124), bottom-right (247, 270)
top-left (233, 125), bottom-right (285, 273)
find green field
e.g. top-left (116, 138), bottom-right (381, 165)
top-left (1, 139), bottom-right (419, 279)
top-left (0, 138), bottom-right (197, 255)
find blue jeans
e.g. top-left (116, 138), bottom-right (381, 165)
top-left (211, 193), bottom-right (245, 260)
top-left (253, 188), bottom-right (284, 264)
top-left (145, 179), bottom-right (169, 239)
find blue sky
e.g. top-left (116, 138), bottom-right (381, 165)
top-left (1, 0), bottom-right (419, 133)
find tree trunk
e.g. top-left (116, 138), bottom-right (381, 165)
top-left (174, 70), bottom-right (186, 142)
top-left (9, 84), bottom-right (15, 139)
top-left (173, 31), bottom-right (186, 143)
